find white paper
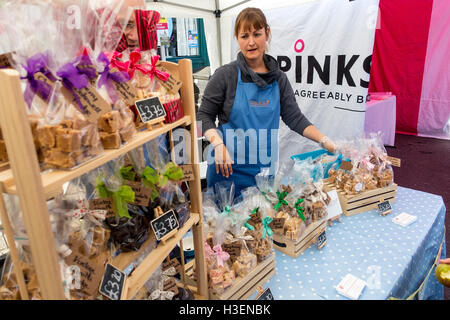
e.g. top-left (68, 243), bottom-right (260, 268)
top-left (336, 274), bottom-right (366, 300)
top-left (326, 189), bottom-right (342, 220)
top-left (392, 212), bottom-right (417, 227)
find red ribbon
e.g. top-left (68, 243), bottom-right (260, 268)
top-left (110, 49), bottom-right (169, 82)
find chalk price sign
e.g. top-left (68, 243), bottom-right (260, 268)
top-left (257, 288), bottom-right (274, 300)
top-left (378, 200), bottom-right (392, 215)
top-left (135, 96), bottom-right (166, 123)
top-left (99, 263), bottom-right (126, 300)
top-left (151, 209), bottom-right (179, 241)
top-left (316, 230), bottom-right (327, 250)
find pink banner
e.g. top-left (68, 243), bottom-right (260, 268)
top-left (417, 0), bottom-right (450, 140)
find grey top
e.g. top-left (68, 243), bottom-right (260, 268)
top-left (196, 52), bottom-right (312, 135)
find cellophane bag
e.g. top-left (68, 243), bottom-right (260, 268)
top-left (89, 157), bottom-right (150, 253)
top-left (49, 177), bottom-right (111, 300)
top-left (143, 136), bottom-right (190, 227)
top-left (0, 194), bottom-right (40, 300)
top-left (81, 1), bottom-right (137, 149)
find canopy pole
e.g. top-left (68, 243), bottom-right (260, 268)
top-left (215, 0), bottom-right (223, 66)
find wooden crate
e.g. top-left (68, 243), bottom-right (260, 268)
top-left (185, 253), bottom-right (276, 300)
top-left (272, 219), bottom-right (327, 258)
top-left (323, 181), bottom-right (397, 217)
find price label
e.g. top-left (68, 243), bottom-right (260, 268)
top-left (99, 263), bottom-right (126, 300)
top-left (257, 287), bottom-right (274, 300)
top-left (377, 200), bottom-right (392, 216)
top-left (316, 230), bottom-right (327, 250)
top-left (135, 96), bottom-right (166, 123)
top-left (269, 217), bottom-right (285, 230)
top-left (151, 209), bottom-right (179, 241)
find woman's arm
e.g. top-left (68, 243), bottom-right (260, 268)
top-left (302, 125), bottom-right (336, 153)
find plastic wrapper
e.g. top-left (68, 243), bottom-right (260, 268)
top-left (89, 157), bottom-right (150, 253)
top-left (329, 133), bottom-right (394, 194)
top-left (143, 137), bottom-right (190, 227)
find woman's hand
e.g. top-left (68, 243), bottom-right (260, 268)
top-left (322, 139), bottom-right (337, 154)
top-left (214, 143), bottom-right (234, 178)
top-left (440, 258), bottom-right (450, 265)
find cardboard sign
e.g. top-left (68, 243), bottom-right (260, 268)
top-left (340, 160), bottom-right (353, 171)
top-left (257, 288), bottom-right (274, 300)
top-left (316, 230), bottom-right (327, 250)
top-left (0, 53), bottom-right (13, 68)
top-left (163, 277), bottom-right (179, 296)
top-left (386, 156), bottom-right (401, 167)
top-left (151, 209), bottom-right (179, 241)
top-left (61, 85), bottom-right (111, 123)
top-left (377, 200), bottom-right (392, 216)
top-left (125, 180), bottom-right (151, 206)
top-left (326, 190), bottom-right (343, 220)
top-left (155, 66), bottom-right (182, 94)
top-left (179, 164), bottom-right (195, 182)
top-left (89, 198), bottom-right (114, 217)
top-left (111, 71), bottom-right (138, 106)
top-left (222, 242), bottom-right (242, 261)
top-left (248, 209), bottom-right (262, 227)
top-left (99, 263), bottom-right (126, 300)
top-left (135, 96), bottom-right (166, 123)
top-left (269, 217), bottom-right (286, 230)
top-left (64, 241), bottom-right (105, 296)
top-left (32, 72), bottom-right (55, 101)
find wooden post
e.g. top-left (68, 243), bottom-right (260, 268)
top-left (0, 69), bottom-right (65, 299)
top-left (178, 59), bottom-right (208, 298)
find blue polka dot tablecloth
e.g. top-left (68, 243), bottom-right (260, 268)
top-left (258, 186), bottom-right (447, 300)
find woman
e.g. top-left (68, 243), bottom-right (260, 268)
top-left (196, 7), bottom-right (336, 196)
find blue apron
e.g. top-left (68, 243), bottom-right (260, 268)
top-left (206, 66), bottom-right (280, 197)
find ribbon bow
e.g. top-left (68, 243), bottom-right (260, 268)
top-left (120, 165), bottom-right (136, 182)
top-left (96, 180), bottom-right (135, 219)
top-left (158, 162), bottom-right (184, 187)
top-left (71, 199), bottom-right (107, 223)
top-left (56, 61), bottom-right (90, 112)
top-left (110, 51), bottom-right (131, 73)
top-left (115, 48), bottom-right (152, 79)
top-left (204, 242), bottom-right (230, 267)
top-left (226, 233), bottom-right (254, 252)
top-left (294, 198), bottom-right (306, 222)
top-left (150, 267), bottom-right (176, 301)
top-left (141, 166), bottom-right (161, 201)
top-left (97, 51), bottom-right (130, 103)
top-left (148, 55), bottom-right (170, 82)
top-left (262, 217), bottom-right (274, 239)
top-left (21, 52), bottom-right (57, 109)
top-left (274, 191), bottom-right (288, 210)
top-left (76, 49), bottom-right (98, 81)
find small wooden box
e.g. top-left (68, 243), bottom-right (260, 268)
top-left (323, 181), bottom-right (397, 217)
top-left (272, 219), bottom-right (327, 258)
top-left (185, 253), bottom-right (275, 300)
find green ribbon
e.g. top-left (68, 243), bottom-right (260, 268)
top-left (158, 162), bottom-right (185, 187)
top-left (274, 191), bottom-right (288, 210)
top-left (294, 198), bottom-right (306, 222)
top-left (221, 205), bottom-right (231, 216)
top-left (96, 180), bottom-right (135, 218)
top-left (262, 216), bottom-right (273, 239)
top-left (141, 166), bottom-right (161, 201)
top-left (120, 165), bottom-right (136, 181)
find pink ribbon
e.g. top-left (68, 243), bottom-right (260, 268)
top-left (213, 245), bottom-right (230, 267)
top-left (204, 242), bottom-right (230, 267)
top-left (72, 200), bottom-right (107, 221)
top-left (148, 55), bottom-right (170, 82)
top-left (360, 156), bottom-right (375, 171)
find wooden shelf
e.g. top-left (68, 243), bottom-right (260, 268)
top-left (0, 116), bottom-right (192, 198)
top-left (113, 213), bottom-right (200, 300)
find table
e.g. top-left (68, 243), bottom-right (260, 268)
top-left (364, 93), bottom-right (396, 146)
top-left (259, 186), bottom-right (446, 300)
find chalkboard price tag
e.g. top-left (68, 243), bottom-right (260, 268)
top-left (135, 96), bottom-right (166, 123)
top-left (99, 263), bottom-right (126, 300)
top-left (257, 287), bottom-right (274, 300)
top-left (151, 209), bottom-right (179, 241)
top-left (316, 230), bottom-right (327, 250)
top-left (378, 200), bottom-right (392, 216)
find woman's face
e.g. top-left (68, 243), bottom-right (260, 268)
top-left (237, 25), bottom-right (268, 63)
top-left (124, 13), bottom-right (139, 50)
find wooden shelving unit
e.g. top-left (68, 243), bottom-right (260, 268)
top-left (0, 59), bottom-right (208, 300)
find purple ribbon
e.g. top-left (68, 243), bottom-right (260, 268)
top-left (97, 52), bottom-right (130, 103)
top-left (20, 52), bottom-right (56, 109)
top-left (56, 61), bottom-right (89, 112)
top-left (76, 53), bottom-right (98, 81)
